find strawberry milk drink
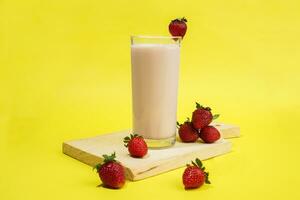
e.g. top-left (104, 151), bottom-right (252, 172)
top-left (131, 36), bottom-right (181, 148)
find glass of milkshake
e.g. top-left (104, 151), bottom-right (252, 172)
top-left (131, 36), bottom-right (181, 148)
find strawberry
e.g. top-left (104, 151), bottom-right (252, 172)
top-left (192, 102), bottom-right (220, 129)
top-left (95, 152), bottom-right (125, 189)
top-left (169, 17), bottom-right (188, 38)
top-left (199, 126), bottom-right (221, 143)
top-left (177, 118), bottom-right (198, 142)
top-left (182, 158), bottom-right (211, 189)
top-left (124, 134), bottom-right (148, 158)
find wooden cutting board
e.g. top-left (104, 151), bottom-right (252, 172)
top-left (63, 123), bottom-right (240, 181)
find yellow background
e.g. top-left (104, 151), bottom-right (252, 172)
top-left (1, 0), bottom-right (300, 199)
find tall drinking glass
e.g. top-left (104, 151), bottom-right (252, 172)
top-left (131, 36), bottom-right (181, 148)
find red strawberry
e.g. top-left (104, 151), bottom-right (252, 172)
top-left (182, 158), bottom-right (211, 189)
top-left (169, 17), bottom-right (188, 38)
top-left (177, 118), bottom-right (198, 142)
top-left (124, 134), bottom-right (148, 158)
top-left (192, 102), bottom-right (219, 129)
top-left (199, 126), bottom-right (221, 143)
top-left (95, 152), bottom-right (125, 189)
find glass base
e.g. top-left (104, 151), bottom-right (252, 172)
top-left (144, 136), bottom-right (176, 149)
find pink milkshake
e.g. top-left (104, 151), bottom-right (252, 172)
top-left (131, 36), bottom-right (181, 148)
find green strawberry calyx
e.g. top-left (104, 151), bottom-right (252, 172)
top-left (123, 134), bottom-right (143, 147)
top-left (94, 152), bottom-right (117, 171)
top-left (176, 117), bottom-right (191, 128)
top-left (195, 102), bottom-right (210, 111)
top-left (213, 114), bottom-right (220, 120)
top-left (172, 17), bottom-right (187, 23)
top-left (188, 158), bottom-right (211, 184)
top-left (195, 102), bottom-right (220, 120)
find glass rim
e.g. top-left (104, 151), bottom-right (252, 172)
top-left (131, 35), bottom-right (182, 40)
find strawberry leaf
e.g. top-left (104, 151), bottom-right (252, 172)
top-left (93, 163), bottom-right (101, 171)
top-left (103, 155), bottom-right (109, 160)
top-left (185, 117), bottom-right (190, 123)
top-left (213, 114), bottom-right (220, 120)
top-left (195, 158), bottom-right (203, 168)
top-left (102, 152), bottom-right (116, 163)
top-left (94, 152), bottom-right (117, 171)
top-left (205, 179), bottom-right (211, 184)
top-left (123, 136), bottom-right (131, 147)
top-left (191, 161), bottom-right (197, 167)
top-left (205, 107), bottom-right (211, 111)
top-left (195, 102), bottom-right (202, 109)
top-left (204, 172), bottom-right (211, 184)
top-left (124, 133), bottom-right (144, 147)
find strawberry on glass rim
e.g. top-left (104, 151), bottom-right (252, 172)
top-left (169, 17), bottom-right (188, 39)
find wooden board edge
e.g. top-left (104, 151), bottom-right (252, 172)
top-left (130, 140), bottom-right (232, 181)
top-left (62, 142), bottom-right (101, 166)
top-left (62, 142), bottom-right (135, 181)
top-left (213, 123), bottom-right (240, 138)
